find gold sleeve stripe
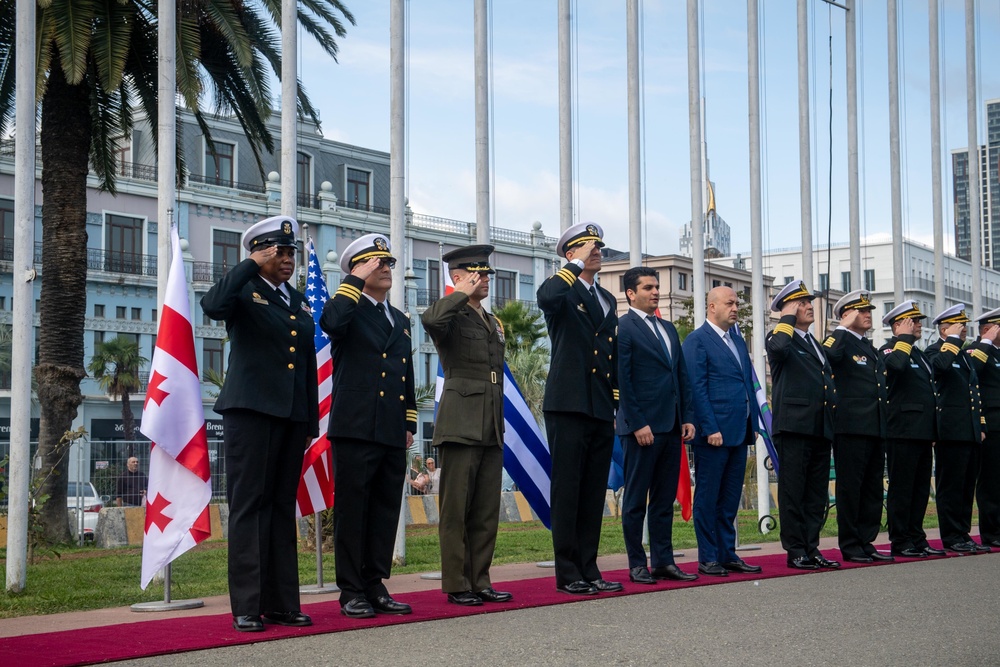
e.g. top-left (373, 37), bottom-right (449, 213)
top-left (893, 341), bottom-right (913, 355)
top-left (971, 349), bottom-right (989, 363)
top-left (406, 410), bottom-right (418, 420)
top-left (612, 389), bottom-right (620, 400)
top-left (774, 323), bottom-right (795, 337)
top-left (555, 268), bottom-right (576, 286)
top-left (337, 283), bottom-right (362, 297)
top-left (822, 337), bottom-right (835, 348)
top-left (335, 285), bottom-right (361, 303)
top-left (941, 342), bottom-right (961, 355)
top-left (981, 416), bottom-right (987, 424)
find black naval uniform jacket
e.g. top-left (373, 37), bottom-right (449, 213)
top-left (878, 334), bottom-right (938, 440)
top-left (925, 336), bottom-right (984, 444)
top-left (822, 328), bottom-right (888, 439)
top-left (765, 315), bottom-right (835, 441)
top-left (320, 274), bottom-right (417, 446)
top-left (202, 258), bottom-right (318, 433)
top-left (969, 338), bottom-right (1000, 432)
top-left (537, 262), bottom-right (618, 421)
top-left (421, 291), bottom-right (505, 447)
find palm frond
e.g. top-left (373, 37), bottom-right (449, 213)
top-left (48, 0), bottom-right (98, 85)
top-left (91, 0), bottom-right (134, 92)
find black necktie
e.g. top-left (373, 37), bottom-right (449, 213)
top-left (274, 286), bottom-right (289, 305)
top-left (590, 285), bottom-right (602, 313)
top-left (806, 332), bottom-right (824, 362)
top-left (647, 315), bottom-right (672, 365)
top-left (375, 302), bottom-right (393, 335)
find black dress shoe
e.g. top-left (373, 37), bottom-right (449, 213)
top-left (590, 578), bottom-right (624, 592)
top-left (233, 615), bottom-right (264, 632)
top-left (971, 541), bottom-right (992, 553)
top-left (629, 566), bottom-right (656, 585)
top-left (866, 551), bottom-right (894, 562)
top-left (891, 547), bottom-right (928, 558)
top-left (987, 539), bottom-right (1000, 548)
top-left (698, 562), bottom-right (729, 577)
top-left (721, 559), bottom-right (762, 574)
top-left (370, 594), bottom-right (412, 615)
top-left (557, 580), bottom-right (598, 595)
top-left (262, 611), bottom-right (312, 627)
top-left (787, 555), bottom-right (819, 570)
top-left (945, 541), bottom-right (977, 554)
top-left (846, 555), bottom-right (873, 563)
top-left (921, 546), bottom-right (945, 556)
top-left (811, 555), bottom-right (841, 569)
top-left (650, 564), bottom-right (698, 582)
top-left (341, 598), bottom-right (376, 618)
top-left (476, 587), bottom-right (513, 603)
top-left (447, 591), bottom-right (484, 606)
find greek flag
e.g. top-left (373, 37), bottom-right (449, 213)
top-left (434, 363), bottom-right (552, 528)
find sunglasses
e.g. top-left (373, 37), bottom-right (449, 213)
top-left (378, 258), bottom-right (397, 269)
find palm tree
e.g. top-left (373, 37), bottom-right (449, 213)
top-left (494, 300), bottom-right (547, 353)
top-left (0, 0), bottom-right (355, 543)
top-left (87, 337), bottom-right (148, 456)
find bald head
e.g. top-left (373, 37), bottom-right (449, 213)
top-left (706, 286), bottom-right (739, 330)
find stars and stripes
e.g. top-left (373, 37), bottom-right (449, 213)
top-left (296, 241), bottom-right (335, 517)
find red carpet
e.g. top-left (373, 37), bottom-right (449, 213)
top-left (2, 541), bottom-right (990, 667)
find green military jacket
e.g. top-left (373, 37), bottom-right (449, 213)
top-left (422, 291), bottom-right (505, 447)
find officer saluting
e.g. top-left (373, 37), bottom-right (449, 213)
top-left (422, 245), bottom-right (511, 607)
top-left (925, 304), bottom-right (988, 554)
top-left (822, 290), bottom-right (892, 563)
top-left (971, 307), bottom-right (1000, 549)
top-left (321, 233), bottom-right (417, 618)
top-left (202, 215), bottom-right (318, 632)
top-left (879, 301), bottom-right (944, 559)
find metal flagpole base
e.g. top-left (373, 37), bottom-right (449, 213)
top-left (419, 572), bottom-right (442, 580)
top-left (131, 599), bottom-right (204, 612)
top-left (673, 552), bottom-right (685, 558)
top-left (736, 545), bottom-right (762, 551)
top-left (536, 561), bottom-right (555, 568)
top-left (300, 583), bottom-right (339, 595)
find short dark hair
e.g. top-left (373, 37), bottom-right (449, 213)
top-left (622, 267), bottom-right (658, 305)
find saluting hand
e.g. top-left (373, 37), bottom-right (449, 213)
top-left (840, 309), bottom-right (859, 330)
top-left (780, 300), bottom-right (799, 318)
top-left (351, 257), bottom-right (384, 281)
top-left (456, 271), bottom-right (481, 297)
top-left (944, 322), bottom-right (966, 338)
top-left (250, 245), bottom-right (279, 267)
top-left (897, 318), bottom-right (917, 336)
top-left (983, 326), bottom-right (1000, 343)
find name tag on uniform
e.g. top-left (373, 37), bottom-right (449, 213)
top-left (577, 303), bottom-right (588, 313)
top-left (252, 292), bottom-right (268, 305)
top-left (910, 363), bottom-right (920, 368)
top-left (952, 362), bottom-right (961, 368)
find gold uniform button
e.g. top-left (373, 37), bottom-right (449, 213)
top-left (608, 337), bottom-right (613, 342)
top-left (379, 391), bottom-right (385, 397)
top-left (381, 372), bottom-right (386, 378)
top-left (402, 376), bottom-right (406, 382)
top-left (382, 353), bottom-right (387, 359)
top-left (399, 395), bottom-right (405, 401)
top-left (291, 330), bottom-right (298, 336)
top-left (402, 358), bottom-right (407, 364)
top-left (594, 350), bottom-right (598, 355)
top-left (606, 373), bottom-right (610, 378)
top-left (289, 347), bottom-right (295, 353)
top-left (592, 368), bottom-right (596, 373)
top-left (608, 355), bottom-right (612, 360)
top-left (287, 363), bottom-right (294, 370)
top-left (290, 315), bottom-right (296, 320)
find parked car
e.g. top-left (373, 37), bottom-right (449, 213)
top-left (66, 481), bottom-right (104, 542)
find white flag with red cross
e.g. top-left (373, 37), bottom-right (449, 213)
top-left (139, 227), bottom-right (213, 589)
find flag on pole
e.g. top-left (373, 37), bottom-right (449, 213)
top-left (432, 256), bottom-right (553, 527)
top-left (296, 241), bottom-right (335, 517)
top-left (139, 227), bottom-right (212, 589)
top-left (732, 325), bottom-right (778, 476)
top-left (652, 306), bottom-right (693, 521)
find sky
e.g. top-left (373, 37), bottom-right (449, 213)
top-left (297, 0), bottom-right (1000, 258)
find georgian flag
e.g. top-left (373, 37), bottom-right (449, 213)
top-left (139, 227), bottom-right (212, 589)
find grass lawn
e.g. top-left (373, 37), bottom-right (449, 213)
top-left (0, 505), bottom-right (945, 619)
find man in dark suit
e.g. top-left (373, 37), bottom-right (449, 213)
top-left (616, 267), bottom-right (697, 585)
top-left (971, 308), bottom-right (1000, 548)
top-left (821, 290), bottom-right (892, 563)
top-left (682, 286), bottom-right (763, 577)
top-left (422, 244), bottom-right (511, 607)
top-left (537, 222), bottom-right (622, 596)
top-left (878, 301), bottom-right (943, 559)
top-left (321, 233), bottom-right (417, 618)
top-left (925, 304), bottom-right (989, 554)
top-left (765, 279), bottom-right (839, 570)
top-left (202, 215), bottom-right (317, 632)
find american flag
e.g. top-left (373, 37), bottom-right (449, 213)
top-left (296, 240), bottom-right (335, 517)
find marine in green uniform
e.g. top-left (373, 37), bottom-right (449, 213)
top-left (422, 244), bottom-right (511, 607)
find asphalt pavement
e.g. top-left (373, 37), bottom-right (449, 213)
top-left (104, 553), bottom-right (1000, 667)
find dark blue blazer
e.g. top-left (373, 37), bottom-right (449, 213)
top-left (682, 322), bottom-right (755, 447)
top-left (615, 309), bottom-right (693, 436)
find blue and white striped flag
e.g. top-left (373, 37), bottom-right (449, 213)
top-left (434, 362), bottom-right (552, 528)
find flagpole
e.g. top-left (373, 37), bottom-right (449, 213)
top-left (300, 510), bottom-right (337, 595)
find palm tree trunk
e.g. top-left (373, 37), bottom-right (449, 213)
top-left (121, 389), bottom-right (135, 456)
top-left (35, 58), bottom-right (91, 544)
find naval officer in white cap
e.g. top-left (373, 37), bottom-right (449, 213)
top-left (972, 307), bottom-right (1000, 549)
top-left (202, 215), bottom-right (317, 632)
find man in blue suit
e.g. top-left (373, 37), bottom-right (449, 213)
top-left (682, 286), bottom-right (763, 577)
top-left (616, 267), bottom-right (698, 584)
